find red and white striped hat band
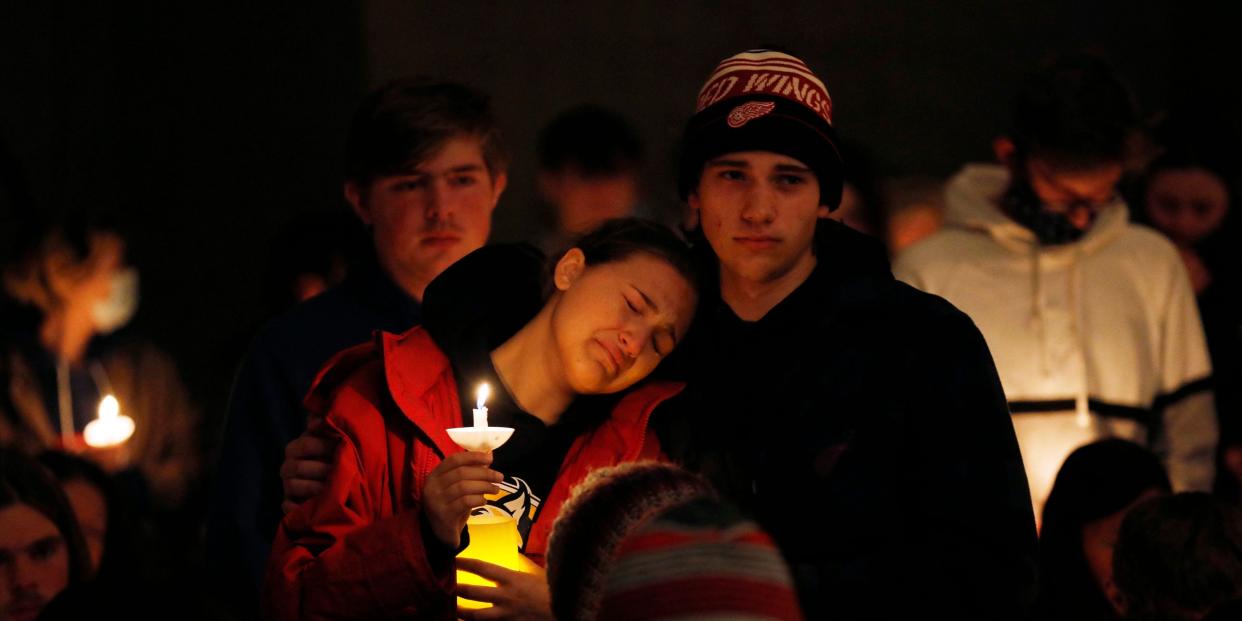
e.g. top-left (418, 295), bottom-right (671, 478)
top-left (695, 50), bottom-right (834, 126)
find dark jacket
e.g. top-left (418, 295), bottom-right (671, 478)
top-left (657, 220), bottom-right (1039, 620)
top-left (206, 258), bottom-right (421, 610)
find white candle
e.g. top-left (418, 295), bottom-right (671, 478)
top-left (473, 383), bottom-right (490, 428)
top-left (83, 394), bottom-right (135, 448)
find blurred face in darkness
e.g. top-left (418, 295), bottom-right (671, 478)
top-left (831, 183), bottom-right (875, 236)
top-left (1081, 488), bottom-right (1164, 615)
top-left (346, 134), bottom-right (507, 300)
top-left (61, 479), bottom-right (106, 573)
top-left (39, 232), bottom-right (126, 322)
top-left (0, 503), bottom-right (70, 621)
top-left (1144, 167), bottom-right (1230, 247)
top-left (540, 167), bottom-right (640, 236)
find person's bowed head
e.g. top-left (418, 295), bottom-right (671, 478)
top-left (546, 462), bottom-right (804, 621)
top-left (1035, 439), bottom-right (1172, 620)
top-left (1112, 493), bottom-right (1242, 621)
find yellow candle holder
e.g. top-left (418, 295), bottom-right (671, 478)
top-left (455, 507), bottom-right (541, 610)
top-left (449, 382), bottom-right (537, 610)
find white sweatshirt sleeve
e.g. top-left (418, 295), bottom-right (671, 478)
top-left (1154, 255), bottom-right (1218, 492)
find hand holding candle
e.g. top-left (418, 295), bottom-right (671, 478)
top-left (423, 451), bottom-right (503, 548)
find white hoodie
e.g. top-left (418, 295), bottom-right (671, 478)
top-left (894, 164), bottom-right (1217, 517)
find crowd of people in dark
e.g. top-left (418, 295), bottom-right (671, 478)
top-left (2, 43), bottom-right (1241, 621)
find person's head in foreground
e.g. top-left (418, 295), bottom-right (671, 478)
top-left (0, 448), bottom-right (91, 621)
top-left (1112, 492), bottom-right (1242, 621)
top-left (546, 461), bottom-right (803, 621)
top-left (1035, 439), bottom-right (1172, 620)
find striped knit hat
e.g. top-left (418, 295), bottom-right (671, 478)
top-left (679, 49), bottom-right (845, 209)
top-left (546, 462), bottom-right (802, 621)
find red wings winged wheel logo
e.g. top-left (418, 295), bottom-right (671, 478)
top-left (727, 101), bottom-right (777, 128)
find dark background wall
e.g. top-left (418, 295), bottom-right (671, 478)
top-left (2, 1), bottom-right (1239, 439)
top-left (360, 1), bottom-right (1239, 241)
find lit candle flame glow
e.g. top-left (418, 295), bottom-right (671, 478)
top-left (99, 394), bottom-right (119, 419)
top-left (84, 394), bottom-right (135, 448)
top-left (476, 383), bottom-right (490, 410)
top-left (473, 383), bottom-right (490, 428)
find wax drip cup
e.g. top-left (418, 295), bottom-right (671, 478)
top-left (445, 426), bottom-right (514, 452)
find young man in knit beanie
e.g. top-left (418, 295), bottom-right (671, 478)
top-left (546, 462), bottom-right (803, 621)
top-left (652, 48), bottom-right (1039, 619)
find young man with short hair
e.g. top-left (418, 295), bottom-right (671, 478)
top-left (207, 78), bottom-right (507, 614)
top-left (894, 55), bottom-right (1217, 519)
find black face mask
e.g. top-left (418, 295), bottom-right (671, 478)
top-left (999, 175), bottom-right (1087, 246)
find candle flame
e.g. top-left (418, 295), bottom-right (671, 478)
top-left (85, 394), bottom-right (134, 448)
top-left (476, 383), bottom-right (490, 410)
top-left (98, 394), bottom-right (119, 419)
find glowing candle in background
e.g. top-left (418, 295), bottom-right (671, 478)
top-left (83, 394), bottom-right (135, 448)
top-left (473, 383), bottom-right (490, 428)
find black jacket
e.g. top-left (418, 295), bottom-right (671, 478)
top-left (206, 256), bottom-right (420, 613)
top-left (657, 220), bottom-right (1038, 620)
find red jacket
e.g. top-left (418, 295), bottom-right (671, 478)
top-left (263, 327), bottom-right (682, 620)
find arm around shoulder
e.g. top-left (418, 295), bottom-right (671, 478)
top-left (263, 409), bottom-right (457, 620)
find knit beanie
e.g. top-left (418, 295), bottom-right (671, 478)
top-left (679, 49), bottom-right (845, 210)
top-left (546, 462), bottom-right (802, 621)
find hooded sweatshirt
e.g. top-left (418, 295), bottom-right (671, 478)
top-left (656, 220), bottom-right (1038, 620)
top-left (894, 164), bottom-right (1217, 517)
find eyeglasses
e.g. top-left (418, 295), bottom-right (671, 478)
top-left (1040, 191), bottom-right (1120, 214)
top-left (1026, 161), bottom-right (1122, 215)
